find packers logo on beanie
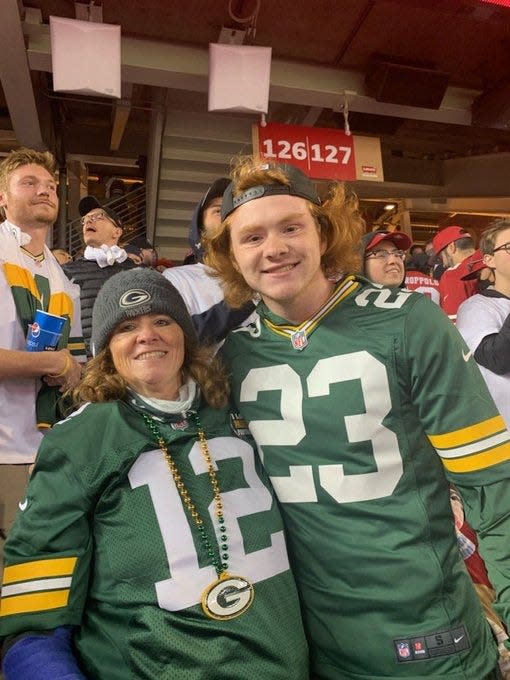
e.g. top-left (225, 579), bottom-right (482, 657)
top-left (91, 268), bottom-right (197, 356)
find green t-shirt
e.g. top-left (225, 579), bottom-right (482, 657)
top-left (0, 399), bottom-right (308, 679)
top-left (222, 276), bottom-right (510, 680)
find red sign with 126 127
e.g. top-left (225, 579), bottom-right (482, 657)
top-left (254, 121), bottom-right (356, 181)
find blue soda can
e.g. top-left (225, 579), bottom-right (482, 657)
top-left (26, 309), bottom-right (66, 351)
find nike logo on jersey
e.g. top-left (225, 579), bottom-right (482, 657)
top-left (453, 634), bottom-right (464, 644)
top-left (462, 350), bottom-right (473, 362)
top-left (18, 499), bottom-right (28, 511)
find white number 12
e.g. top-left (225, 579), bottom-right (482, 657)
top-left (129, 436), bottom-right (288, 611)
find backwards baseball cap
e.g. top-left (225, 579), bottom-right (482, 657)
top-left (432, 226), bottom-right (471, 255)
top-left (362, 230), bottom-right (412, 253)
top-left (79, 195), bottom-right (122, 229)
top-left (459, 249), bottom-right (486, 281)
top-left (220, 163), bottom-right (321, 221)
top-left (200, 178), bottom-right (230, 217)
top-left (91, 268), bottom-right (197, 356)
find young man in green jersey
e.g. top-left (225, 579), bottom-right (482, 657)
top-left (205, 158), bottom-right (510, 680)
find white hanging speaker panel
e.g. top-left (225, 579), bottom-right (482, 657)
top-left (50, 16), bottom-right (121, 98)
top-left (208, 43), bottom-right (272, 113)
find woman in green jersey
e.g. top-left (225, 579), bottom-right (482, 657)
top-left (0, 268), bottom-right (307, 680)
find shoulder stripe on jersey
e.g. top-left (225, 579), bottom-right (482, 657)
top-left (1, 557), bottom-right (77, 618)
top-left (0, 589), bottom-right (70, 617)
top-left (67, 338), bottom-right (86, 355)
top-left (2, 576), bottom-right (72, 598)
top-left (2, 557), bottom-right (77, 584)
top-left (263, 275), bottom-right (360, 340)
top-left (442, 442), bottom-right (510, 473)
top-left (434, 432), bottom-right (510, 459)
top-left (428, 415), bottom-right (510, 473)
top-left (428, 415), bottom-right (507, 449)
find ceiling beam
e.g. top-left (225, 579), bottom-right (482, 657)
top-left (24, 22), bottom-right (480, 128)
top-left (110, 83), bottom-right (133, 151)
top-left (0, 1), bottom-right (45, 149)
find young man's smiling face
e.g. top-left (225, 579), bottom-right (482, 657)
top-left (229, 194), bottom-right (333, 323)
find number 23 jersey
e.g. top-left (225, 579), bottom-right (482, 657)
top-left (221, 276), bottom-right (510, 680)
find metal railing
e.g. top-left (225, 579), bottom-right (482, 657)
top-left (61, 184), bottom-right (147, 256)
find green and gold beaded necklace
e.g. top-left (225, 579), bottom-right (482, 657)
top-left (142, 413), bottom-right (255, 620)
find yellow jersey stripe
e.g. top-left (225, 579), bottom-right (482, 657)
top-left (47, 292), bottom-right (74, 318)
top-left (442, 441), bottom-right (510, 473)
top-left (428, 415), bottom-right (507, 450)
top-left (67, 340), bottom-right (86, 352)
top-left (3, 557), bottom-right (77, 585)
top-left (2, 263), bottom-right (40, 300)
top-left (0, 589), bottom-right (69, 617)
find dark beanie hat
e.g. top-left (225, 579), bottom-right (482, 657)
top-left (91, 268), bottom-right (197, 356)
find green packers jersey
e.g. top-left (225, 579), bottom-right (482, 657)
top-left (0, 400), bottom-right (308, 679)
top-left (221, 276), bottom-right (510, 680)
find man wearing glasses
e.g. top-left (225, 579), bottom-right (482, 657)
top-left (361, 230), bottom-right (410, 287)
top-left (62, 196), bottom-right (134, 356)
top-left (457, 219), bottom-right (510, 430)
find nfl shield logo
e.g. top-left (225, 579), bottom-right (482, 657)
top-left (290, 329), bottom-right (308, 351)
top-left (171, 418), bottom-right (189, 430)
top-left (397, 641), bottom-right (411, 659)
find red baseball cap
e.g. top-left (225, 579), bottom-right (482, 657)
top-left (432, 226), bottom-right (471, 255)
top-left (362, 230), bottom-right (412, 253)
top-left (459, 249), bottom-right (486, 281)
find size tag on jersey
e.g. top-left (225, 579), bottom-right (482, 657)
top-left (290, 329), bottom-right (308, 351)
top-left (394, 625), bottom-right (470, 662)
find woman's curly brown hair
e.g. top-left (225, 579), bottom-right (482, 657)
top-left (204, 156), bottom-right (365, 308)
top-left (71, 344), bottom-right (229, 410)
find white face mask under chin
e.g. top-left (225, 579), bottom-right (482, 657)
top-left (136, 377), bottom-right (197, 414)
top-left (84, 245), bottom-right (128, 268)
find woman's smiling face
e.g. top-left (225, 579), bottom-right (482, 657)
top-left (109, 313), bottom-right (185, 399)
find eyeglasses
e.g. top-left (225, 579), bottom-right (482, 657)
top-left (81, 211), bottom-right (111, 227)
top-left (365, 249), bottom-right (406, 261)
top-left (492, 242), bottom-right (510, 255)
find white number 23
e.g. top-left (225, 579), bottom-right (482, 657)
top-left (240, 351), bottom-right (403, 505)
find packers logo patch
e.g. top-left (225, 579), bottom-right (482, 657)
top-left (119, 289), bottom-right (151, 308)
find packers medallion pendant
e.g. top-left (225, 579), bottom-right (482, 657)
top-left (202, 573), bottom-right (254, 620)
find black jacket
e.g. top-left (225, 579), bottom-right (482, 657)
top-left (63, 257), bottom-right (135, 355)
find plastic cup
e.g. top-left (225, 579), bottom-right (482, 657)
top-left (26, 310), bottom-right (66, 352)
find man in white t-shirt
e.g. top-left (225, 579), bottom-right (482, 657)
top-left (457, 220), bottom-right (510, 429)
top-left (0, 148), bottom-right (86, 562)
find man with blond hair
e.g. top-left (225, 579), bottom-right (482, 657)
top-left (457, 219), bottom-right (510, 429)
top-left (205, 158), bottom-right (510, 679)
top-left (0, 147), bottom-right (85, 565)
